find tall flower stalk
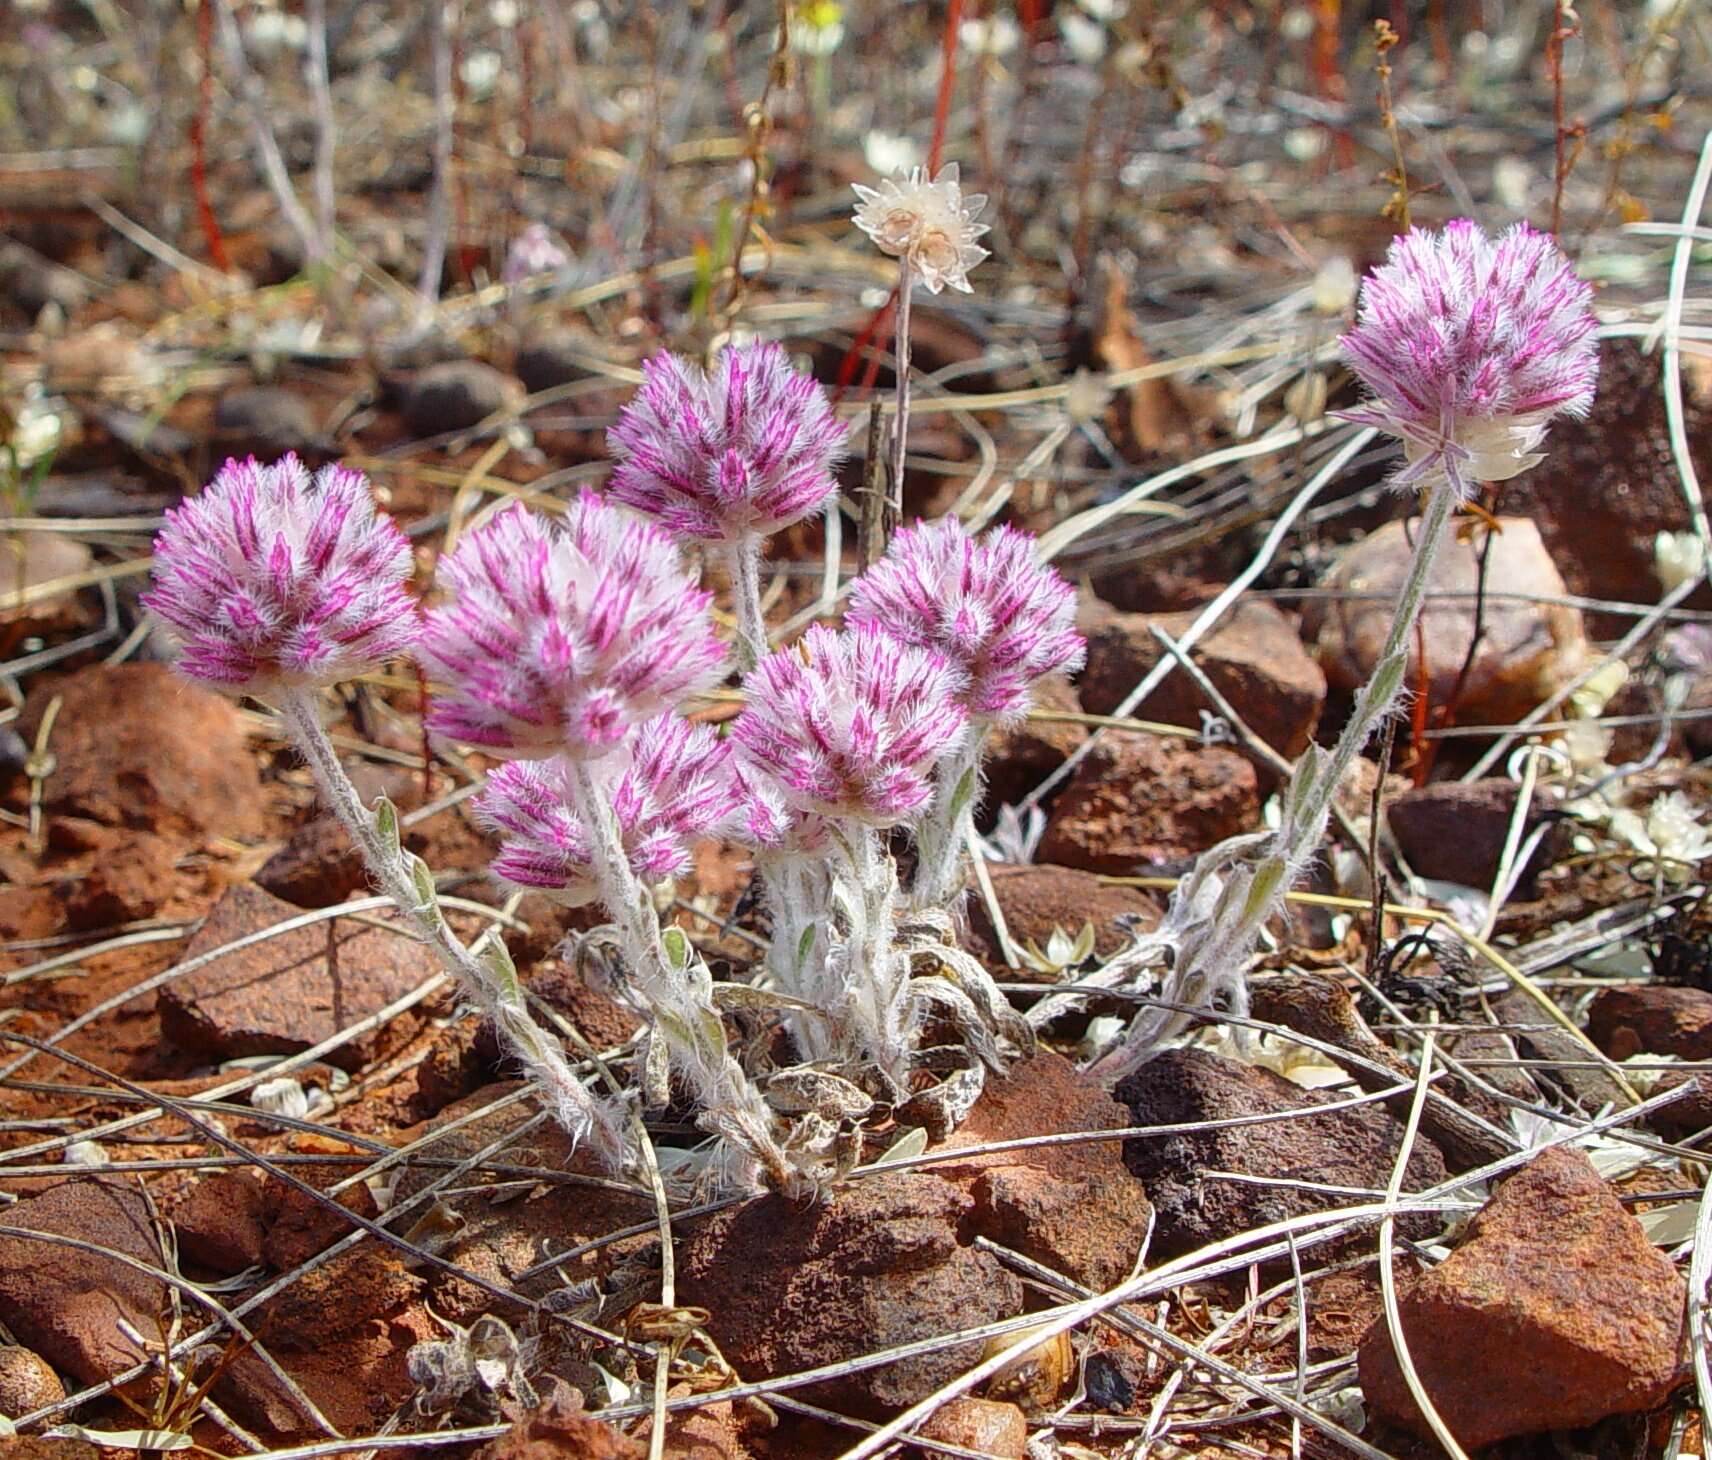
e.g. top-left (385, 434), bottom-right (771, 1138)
top-left (1093, 219), bottom-right (1600, 1077)
top-left (145, 457), bottom-right (629, 1161)
top-left (852, 164), bottom-right (989, 532)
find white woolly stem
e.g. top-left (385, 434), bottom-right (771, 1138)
top-left (277, 691), bottom-right (628, 1161)
top-left (564, 758), bottom-right (794, 1190)
top-left (1290, 477), bottom-right (1459, 847)
top-left (890, 262), bottom-right (914, 517)
top-left (759, 854), bottom-right (833, 1060)
top-left (418, 0), bottom-right (454, 307)
top-left (832, 823), bottom-right (910, 1089)
top-left (304, 0), bottom-right (337, 260)
top-left (909, 729), bottom-right (987, 911)
top-left (720, 537), bottom-right (769, 671)
top-left (1097, 476), bottom-right (1462, 1080)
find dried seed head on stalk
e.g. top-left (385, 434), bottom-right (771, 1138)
top-left (1336, 219), bottom-right (1599, 497)
top-left (145, 454), bottom-right (419, 692)
top-left (607, 340), bottom-right (845, 542)
top-left (847, 518), bottom-right (1085, 723)
top-left (476, 714), bottom-right (739, 903)
top-left (732, 623), bottom-right (968, 826)
top-left (852, 162), bottom-right (990, 295)
top-left (420, 497), bottom-right (725, 758)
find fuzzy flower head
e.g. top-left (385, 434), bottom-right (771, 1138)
top-left (1337, 219), bottom-right (1599, 497)
top-left (733, 624), bottom-right (968, 826)
top-left (852, 163), bottom-right (990, 295)
top-left (420, 497), bottom-right (725, 758)
top-left (144, 455), bottom-right (418, 693)
top-left (476, 716), bottom-right (739, 903)
top-left (847, 518), bottom-right (1085, 723)
top-left (607, 341), bottom-right (845, 543)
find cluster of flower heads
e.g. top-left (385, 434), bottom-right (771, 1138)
top-left (852, 163), bottom-right (990, 295)
top-left (847, 518), bottom-right (1086, 723)
top-left (476, 715), bottom-right (739, 903)
top-left (418, 498), bottom-right (726, 756)
top-left (1337, 219), bottom-right (1599, 496)
top-left (608, 341), bottom-right (846, 543)
top-left (144, 455), bottom-right (419, 692)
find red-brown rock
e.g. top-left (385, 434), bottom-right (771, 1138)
top-left (677, 1171), bottom-right (1023, 1419)
top-left (1308, 516), bottom-right (1587, 726)
top-left (1587, 984), bottom-right (1712, 1061)
top-left (62, 832), bottom-right (176, 930)
top-left (980, 674), bottom-right (1089, 814)
top-left (24, 662), bottom-right (267, 839)
top-left (0, 1179), bottom-right (166, 1385)
top-left (1386, 777), bottom-right (1566, 891)
top-left (1358, 1147), bottom-right (1686, 1448)
top-left (255, 815), bottom-right (370, 908)
top-left (470, 1385), bottom-right (645, 1460)
top-left (1079, 597), bottom-right (1326, 762)
top-left (1506, 338), bottom-right (1712, 631)
top-left (1118, 1048), bottom-right (1447, 1257)
top-left (172, 1169), bottom-right (269, 1274)
top-left (934, 1053), bottom-right (1153, 1291)
top-left (0, 1344), bottom-right (65, 1420)
top-left (261, 1151), bottom-right (382, 1271)
top-left (964, 863), bottom-right (1160, 975)
top-left (157, 882), bottom-right (438, 1070)
top-left (916, 1397), bottom-right (1027, 1458)
top-left (1037, 731), bottom-right (1258, 873)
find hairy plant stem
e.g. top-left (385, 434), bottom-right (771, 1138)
top-left (720, 536), bottom-right (769, 671)
top-left (832, 824), bottom-right (909, 1091)
top-left (1097, 475), bottom-right (1462, 1078)
top-left (910, 729), bottom-right (987, 910)
top-left (563, 758), bottom-right (792, 1189)
top-left (277, 691), bottom-right (626, 1161)
top-left (889, 262), bottom-right (914, 526)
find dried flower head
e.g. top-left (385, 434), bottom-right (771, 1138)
top-left (852, 163), bottom-right (990, 295)
top-left (732, 623), bottom-right (968, 826)
top-left (420, 497), bottom-right (725, 758)
top-left (145, 455), bottom-right (419, 692)
top-left (847, 518), bottom-right (1085, 723)
top-left (1337, 219), bottom-right (1599, 496)
top-left (607, 341), bottom-right (845, 543)
top-left (476, 715), bottom-right (739, 902)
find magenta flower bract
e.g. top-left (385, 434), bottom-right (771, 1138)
top-left (476, 715), bottom-right (739, 902)
top-left (420, 497), bottom-right (726, 758)
top-left (607, 340), bottom-right (846, 543)
top-left (144, 455), bottom-right (419, 693)
top-left (1337, 220), bottom-right (1599, 496)
top-left (732, 624), bottom-right (968, 826)
top-left (846, 518), bottom-right (1085, 723)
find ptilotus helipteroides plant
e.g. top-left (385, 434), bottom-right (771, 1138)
top-left (145, 456), bottom-right (631, 1163)
top-left (1084, 219), bottom-right (1601, 1078)
top-left (149, 339), bottom-right (1086, 1192)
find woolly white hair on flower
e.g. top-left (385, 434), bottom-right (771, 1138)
top-left (852, 163), bottom-right (990, 295)
top-left (1336, 219), bottom-right (1599, 498)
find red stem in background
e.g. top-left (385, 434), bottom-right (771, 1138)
top-left (928, 0), bottom-right (966, 172)
top-left (1016, 0), bottom-right (1041, 35)
top-left (833, 289), bottom-right (899, 404)
top-left (190, 0), bottom-right (231, 271)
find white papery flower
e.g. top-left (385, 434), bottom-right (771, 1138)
top-left (1060, 10), bottom-right (1107, 64)
top-left (1609, 791), bottom-right (1712, 876)
top-left (852, 163), bottom-right (990, 294)
top-left (863, 131), bottom-right (922, 177)
top-left (959, 15), bottom-right (1020, 53)
top-left (1655, 530), bottom-right (1707, 593)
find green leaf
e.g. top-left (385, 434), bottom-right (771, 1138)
top-left (373, 794), bottom-right (401, 858)
top-left (483, 938), bottom-right (521, 1003)
top-left (662, 926), bottom-right (692, 971)
top-left (795, 923), bottom-right (818, 972)
top-left (948, 765), bottom-right (978, 821)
